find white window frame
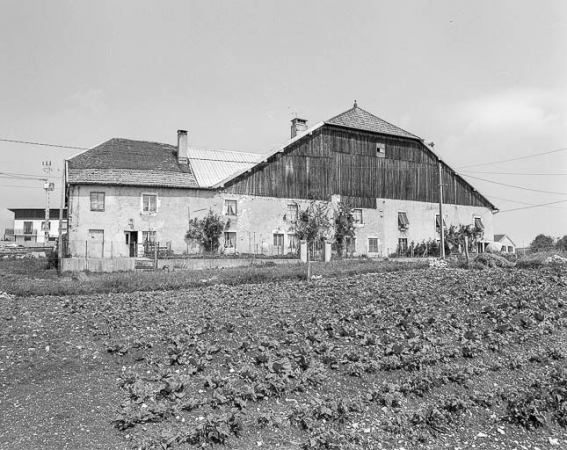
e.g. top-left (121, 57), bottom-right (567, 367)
top-left (224, 199), bottom-right (238, 216)
top-left (368, 237), bottom-right (379, 253)
top-left (287, 233), bottom-right (299, 252)
top-left (90, 191), bottom-right (105, 212)
top-left (398, 211), bottom-right (409, 230)
top-left (287, 204), bottom-right (298, 222)
top-left (376, 143), bottom-right (385, 158)
top-left (142, 193), bottom-right (157, 213)
top-left (224, 231), bottom-right (236, 248)
top-left (474, 216), bottom-right (484, 231)
top-left (353, 209), bottom-right (364, 225)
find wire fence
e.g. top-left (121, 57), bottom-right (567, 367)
top-left (63, 239), bottom-right (302, 260)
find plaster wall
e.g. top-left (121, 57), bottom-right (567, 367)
top-left (67, 184), bottom-right (494, 258)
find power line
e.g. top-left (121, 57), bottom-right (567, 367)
top-left (455, 147), bottom-right (567, 169)
top-left (461, 173), bottom-right (567, 196)
top-left (486, 195), bottom-right (567, 210)
top-left (0, 138), bottom-right (87, 150)
top-left (498, 199), bottom-right (567, 213)
top-left (461, 170), bottom-right (567, 176)
top-left (0, 183), bottom-right (60, 189)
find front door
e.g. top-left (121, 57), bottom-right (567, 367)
top-left (125, 231), bottom-right (138, 257)
top-left (88, 229), bottom-right (104, 258)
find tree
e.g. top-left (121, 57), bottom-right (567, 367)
top-left (444, 224), bottom-right (483, 253)
top-left (530, 234), bottom-right (554, 252)
top-left (185, 209), bottom-right (228, 252)
top-left (556, 235), bottom-right (567, 252)
top-left (333, 203), bottom-right (356, 258)
top-left (291, 201), bottom-right (333, 248)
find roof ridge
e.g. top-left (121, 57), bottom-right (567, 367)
top-left (109, 137), bottom-right (176, 148)
top-left (326, 105), bottom-right (421, 140)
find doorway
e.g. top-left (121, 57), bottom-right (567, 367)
top-left (125, 231), bottom-right (138, 257)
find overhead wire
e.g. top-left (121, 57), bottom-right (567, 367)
top-left (461, 170), bottom-right (567, 176)
top-left (498, 199), bottom-right (567, 213)
top-left (455, 147), bottom-right (567, 169)
top-left (459, 173), bottom-right (567, 196)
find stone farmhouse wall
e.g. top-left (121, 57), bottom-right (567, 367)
top-left (66, 183), bottom-right (493, 258)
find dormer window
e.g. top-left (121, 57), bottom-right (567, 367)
top-left (376, 143), bottom-right (385, 158)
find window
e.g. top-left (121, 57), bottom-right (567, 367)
top-left (398, 238), bottom-right (408, 253)
top-left (368, 238), bottom-right (379, 253)
top-left (353, 209), bottom-right (363, 224)
top-left (224, 199), bottom-right (237, 216)
top-left (224, 232), bottom-right (236, 248)
top-left (508, 246), bottom-right (513, 253)
top-left (288, 234), bottom-right (299, 251)
top-left (142, 194), bottom-right (157, 212)
top-left (376, 143), bottom-right (385, 158)
top-left (273, 233), bottom-right (284, 248)
top-left (90, 192), bottom-right (105, 211)
top-left (24, 236), bottom-right (32, 242)
top-left (474, 217), bottom-right (484, 231)
top-left (346, 237), bottom-right (356, 255)
top-left (398, 211), bottom-right (409, 229)
top-left (142, 231), bottom-right (156, 244)
top-left (435, 214), bottom-right (446, 231)
top-left (23, 221), bottom-right (33, 234)
top-left (41, 221), bottom-right (51, 231)
top-left (287, 204), bottom-right (298, 221)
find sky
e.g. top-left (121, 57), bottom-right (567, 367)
top-left (0, 0), bottom-right (566, 247)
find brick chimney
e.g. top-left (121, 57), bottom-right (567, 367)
top-left (291, 118), bottom-right (308, 138)
top-left (177, 129), bottom-right (188, 164)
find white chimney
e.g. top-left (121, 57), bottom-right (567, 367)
top-left (291, 118), bottom-right (308, 138)
top-left (177, 129), bottom-right (188, 164)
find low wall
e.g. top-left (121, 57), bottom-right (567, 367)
top-left (61, 257), bottom-right (136, 273)
top-left (157, 258), bottom-right (300, 271)
top-left (61, 257), bottom-right (300, 272)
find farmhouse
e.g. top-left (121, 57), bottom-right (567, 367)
top-left (64, 103), bottom-right (496, 258)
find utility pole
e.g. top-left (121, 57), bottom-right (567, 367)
top-left (42, 161), bottom-right (54, 246)
top-left (57, 160), bottom-right (66, 275)
top-left (438, 160), bottom-right (445, 259)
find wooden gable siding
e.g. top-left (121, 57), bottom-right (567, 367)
top-left (223, 125), bottom-right (491, 209)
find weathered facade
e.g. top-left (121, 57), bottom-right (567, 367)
top-left (65, 104), bottom-right (497, 258)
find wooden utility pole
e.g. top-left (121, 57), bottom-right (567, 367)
top-left (57, 160), bottom-right (66, 275)
top-left (438, 160), bottom-right (445, 259)
top-left (42, 161), bottom-right (54, 246)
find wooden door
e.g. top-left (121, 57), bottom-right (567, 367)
top-left (88, 229), bottom-right (104, 258)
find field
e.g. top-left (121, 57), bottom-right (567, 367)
top-left (1, 258), bottom-right (566, 449)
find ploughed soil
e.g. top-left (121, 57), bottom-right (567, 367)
top-left (1, 265), bottom-right (567, 449)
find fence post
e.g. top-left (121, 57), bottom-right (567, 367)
top-left (154, 241), bottom-right (158, 269)
top-left (464, 236), bottom-right (470, 266)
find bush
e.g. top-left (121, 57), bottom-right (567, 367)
top-left (473, 253), bottom-right (515, 268)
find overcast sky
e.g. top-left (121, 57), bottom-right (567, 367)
top-left (0, 0), bottom-right (566, 246)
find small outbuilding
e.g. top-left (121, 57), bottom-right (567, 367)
top-left (494, 234), bottom-right (517, 254)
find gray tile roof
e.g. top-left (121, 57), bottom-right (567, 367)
top-left (326, 105), bottom-right (421, 139)
top-left (68, 138), bottom-right (199, 188)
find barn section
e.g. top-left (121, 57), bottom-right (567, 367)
top-left (217, 104), bottom-right (496, 255)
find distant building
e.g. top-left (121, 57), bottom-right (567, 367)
top-left (6, 208), bottom-right (67, 244)
top-left (65, 104), bottom-right (497, 258)
top-left (494, 234), bottom-right (517, 253)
